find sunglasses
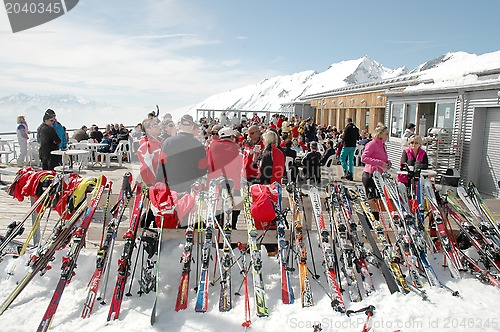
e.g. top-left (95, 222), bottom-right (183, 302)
top-left (211, 132), bottom-right (219, 135)
top-left (49, 119), bottom-right (55, 123)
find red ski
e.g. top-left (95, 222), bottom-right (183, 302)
top-left (36, 176), bottom-right (107, 332)
top-left (107, 183), bottom-right (147, 321)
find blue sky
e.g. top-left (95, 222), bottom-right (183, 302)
top-left (0, 0), bottom-right (498, 112)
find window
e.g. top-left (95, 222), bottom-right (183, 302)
top-left (436, 102), bottom-right (455, 129)
top-left (406, 103), bottom-right (417, 126)
top-left (390, 103), bottom-right (404, 138)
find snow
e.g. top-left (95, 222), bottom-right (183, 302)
top-left (1, 227), bottom-right (500, 332)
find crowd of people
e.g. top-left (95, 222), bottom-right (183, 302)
top-left (15, 109), bottom-right (428, 208)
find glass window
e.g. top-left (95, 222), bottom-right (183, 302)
top-left (436, 102), bottom-right (455, 129)
top-left (406, 103), bottom-right (417, 127)
top-left (390, 103), bottom-right (404, 138)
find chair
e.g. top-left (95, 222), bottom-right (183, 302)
top-left (0, 141), bottom-right (14, 165)
top-left (317, 142), bottom-right (325, 155)
top-left (98, 140), bottom-right (131, 167)
top-left (354, 144), bottom-right (364, 167)
top-left (285, 156), bottom-right (295, 184)
top-left (321, 154), bottom-right (337, 183)
top-left (27, 141), bottom-right (40, 166)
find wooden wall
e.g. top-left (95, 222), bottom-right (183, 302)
top-left (311, 91), bottom-right (386, 133)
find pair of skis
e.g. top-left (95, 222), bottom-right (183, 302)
top-left (309, 186), bottom-right (346, 312)
top-left (286, 182), bottom-right (314, 307)
top-left (82, 173), bottom-right (133, 318)
top-left (108, 182), bottom-right (148, 321)
top-left (0, 177), bottom-right (98, 316)
top-left (37, 176), bottom-right (108, 332)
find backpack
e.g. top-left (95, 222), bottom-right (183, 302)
top-left (149, 182), bottom-right (195, 228)
top-left (250, 183), bottom-right (278, 230)
top-left (149, 182), bottom-right (179, 228)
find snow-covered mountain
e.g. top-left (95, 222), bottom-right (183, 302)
top-left (193, 56), bottom-right (406, 114)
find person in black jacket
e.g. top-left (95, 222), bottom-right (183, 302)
top-left (155, 114), bottom-right (207, 193)
top-left (339, 118), bottom-right (359, 181)
top-left (283, 139), bottom-right (298, 182)
top-left (37, 113), bottom-right (61, 170)
top-left (321, 140), bottom-right (336, 166)
top-left (302, 141), bottom-right (322, 184)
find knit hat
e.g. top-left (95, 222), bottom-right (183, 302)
top-left (45, 109), bottom-right (56, 116)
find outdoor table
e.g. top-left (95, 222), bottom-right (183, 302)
top-left (51, 149), bottom-right (89, 173)
top-left (84, 142), bottom-right (110, 167)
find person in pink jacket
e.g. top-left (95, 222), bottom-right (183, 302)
top-left (361, 123), bottom-right (392, 217)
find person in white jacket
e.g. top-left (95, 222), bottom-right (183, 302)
top-left (16, 115), bottom-right (30, 166)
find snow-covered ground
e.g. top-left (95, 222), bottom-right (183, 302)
top-left (1, 230), bottom-right (500, 332)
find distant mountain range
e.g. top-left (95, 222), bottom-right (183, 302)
top-left (1, 51), bottom-right (499, 134)
top-left (0, 93), bottom-right (129, 133)
top-left (188, 51), bottom-right (500, 115)
top-left (191, 56), bottom-right (407, 114)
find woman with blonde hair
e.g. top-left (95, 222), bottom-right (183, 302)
top-left (398, 134), bottom-right (428, 186)
top-left (16, 115), bottom-right (29, 166)
top-left (258, 130), bottom-right (285, 184)
top-left (360, 123), bottom-right (392, 218)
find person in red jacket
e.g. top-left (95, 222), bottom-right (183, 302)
top-left (207, 126), bottom-right (243, 229)
top-left (258, 130), bottom-right (285, 185)
top-left (137, 118), bottom-right (165, 186)
top-left (242, 125), bottom-right (264, 184)
top-left (207, 127), bottom-right (242, 191)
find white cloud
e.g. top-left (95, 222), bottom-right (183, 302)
top-left (0, 1), bottom-right (276, 111)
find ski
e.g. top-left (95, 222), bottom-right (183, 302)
top-left (422, 178), bottom-right (463, 278)
top-left (195, 179), bottom-right (218, 312)
top-left (286, 182), bottom-right (314, 307)
top-left (218, 177), bottom-right (234, 311)
top-left (107, 183), bottom-right (147, 321)
top-left (0, 178), bottom-right (95, 316)
top-left (273, 182), bottom-right (294, 304)
top-left (336, 181), bottom-right (375, 297)
top-left (467, 181), bottom-right (500, 239)
top-left (329, 183), bottom-right (363, 303)
top-left (82, 173), bottom-right (133, 318)
top-left (349, 185), bottom-right (401, 294)
top-left (37, 176), bottom-right (107, 332)
top-left (309, 186), bottom-right (346, 313)
top-left (150, 227), bottom-right (164, 325)
top-left (0, 174), bottom-right (61, 254)
top-left (242, 183), bottom-right (269, 317)
top-left (458, 186), bottom-right (500, 246)
top-left (175, 190), bottom-right (201, 311)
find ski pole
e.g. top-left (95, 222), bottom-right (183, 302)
top-left (299, 189), bottom-right (320, 279)
top-left (125, 236), bottom-right (143, 297)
